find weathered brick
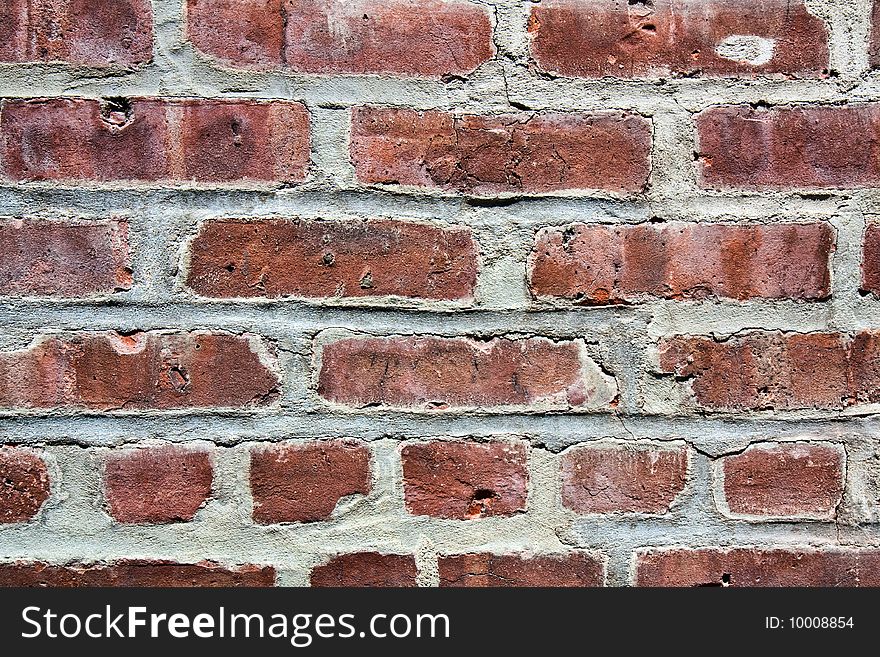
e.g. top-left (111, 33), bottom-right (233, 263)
top-left (862, 222), bottom-right (880, 296)
top-left (438, 553), bottom-right (605, 587)
top-left (871, 0), bottom-right (880, 68)
top-left (187, 0), bottom-right (494, 77)
top-left (0, 219), bottom-right (131, 297)
top-left (310, 553), bottom-right (417, 587)
top-left (0, 98), bottom-right (309, 184)
top-left (250, 441), bottom-right (371, 524)
top-left (636, 549), bottom-right (880, 587)
top-left (0, 561), bottom-right (276, 587)
top-left (529, 0), bottom-right (828, 79)
top-left (0, 331), bottom-right (279, 411)
top-left (697, 105), bottom-right (880, 189)
top-left (719, 442), bottom-right (844, 519)
top-left (0, 0), bottom-right (153, 67)
top-left (401, 440), bottom-right (528, 519)
top-left (0, 448), bottom-right (50, 523)
top-left (530, 222), bottom-right (833, 304)
top-left (350, 107), bottom-right (651, 195)
top-left (104, 446), bottom-right (214, 524)
top-left (317, 335), bottom-right (618, 411)
top-left (562, 442), bottom-right (688, 514)
top-left (187, 218), bottom-right (477, 301)
top-left (659, 331), bottom-right (880, 411)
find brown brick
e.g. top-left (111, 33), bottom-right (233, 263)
top-left (697, 104), bottom-right (880, 189)
top-left (187, 0), bottom-right (494, 77)
top-left (659, 331), bottom-right (880, 411)
top-left (0, 0), bottom-right (153, 67)
top-left (0, 219), bottom-right (131, 297)
top-left (720, 442), bottom-right (844, 519)
top-left (187, 218), bottom-right (477, 301)
top-left (529, 0), bottom-right (828, 79)
top-left (438, 553), bottom-right (605, 587)
top-left (104, 446), bottom-right (214, 524)
top-left (0, 331), bottom-right (279, 411)
top-left (636, 549), bottom-right (880, 587)
top-left (317, 335), bottom-right (617, 411)
top-left (351, 107), bottom-right (651, 195)
top-left (0, 448), bottom-right (50, 523)
top-left (0, 561), bottom-right (276, 587)
top-left (310, 553), bottom-right (417, 587)
top-left (562, 443), bottom-right (689, 514)
top-left (529, 222), bottom-right (833, 304)
top-left (401, 440), bottom-right (528, 520)
top-left (0, 98), bottom-right (309, 184)
top-left (250, 441), bottom-right (371, 524)
top-left (862, 222), bottom-right (880, 296)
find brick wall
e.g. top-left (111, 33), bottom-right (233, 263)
top-left (1, 0), bottom-right (880, 587)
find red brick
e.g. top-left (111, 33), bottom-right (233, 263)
top-left (0, 448), bottom-right (50, 523)
top-left (0, 0), bottom-right (152, 67)
top-left (317, 335), bottom-right (617, 411)
top-left (438, 553), bottom-right (605, 587)
top-left (659, 331), bottom-right (880, 411)
top-left (250, 441), bottom-right (371, 524)
top-left (0, 219), bottom-right (131, 297)
top-left (529, 0), bottom-right (828, 79)
top-left (720, 442), bottom-right (844, 519)
top-left (0, 561), bottom-right (276, 587)
top-left (0, 331), bottom-right (279, 411)
top-left (529, 222), bottom-right (833, 304)
top-left (350, 107), bottom-right (651, 195)
top-left (562, 443), bottom-right (688, 514)
top-left (187, 0), bottom-right (494, 77)
top-left (0, 98), bottom-right (309, 184)
top-left (862, 222), bottom-right (880, 296)
top-left (636, 549), bottom-right (880, 587)
top-left (400, 440), bottom-right (528, 519)
top-left (697, 104), bottom-right (880, 189)
top-left (310, 553), bottom-right (417, 587)
top-left (187, 218), bottom-right (477, 301)
top-left (104, 446), bottom-right (213, 524)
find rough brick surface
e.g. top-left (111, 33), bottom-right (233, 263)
top-left (0, 0), bottom-right (153, 67)
top-left (719, 442), bottom-right (844, 519)
top-left (0, 332), bottom-right (279, 411)
top-left (863, 222), bottom-right (880, 295)
top-left (310, 553), bottom-right (418, 587)
top-left (0, 98), bottom-right (309, 184)
top-left (529, 0), bottom-right (829, 79)
top-left (530, 223), bottom-right (833, 303)
top-left (872, 0), bottom-right (880, 67)
top-left (350, 107), bottom-right (652, 195)
top-left (636, 549), bottom-right (880, 587)
top-left (187, 0), bottom-right (494, 77)
top-left (401, 441), bottom-right (529, 520)
top-left (438, 553), bottom-right (605, 587)
top-left (562, 443), bottom-right (689, 514)
top-left (104, 446), bottom-right (214, 524)
top-left (318, 335), bottom-right (617, 411)
top-left (659, 331), bottom-right (880, 411)
top-left (0, 448), bottom-right (50, 523)
top-left (0, 561), bottom-right (276, 587)
top-left (0, 219), bottom-right (131, 297)
top-left (697, 105), bottom-right (880, 189)
top-left (250, 441), bottom-right (371, 524)
top-left (187, 218), bottom-right (477, 301)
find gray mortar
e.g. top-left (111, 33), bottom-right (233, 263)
top-left (1, 0), bottom-right (880, 586)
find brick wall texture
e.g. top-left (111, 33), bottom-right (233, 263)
top-left (2, 0), bottom-right (880, 588)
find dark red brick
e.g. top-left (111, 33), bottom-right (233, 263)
top-left (351, 107), bottom-right (651, 195)
top-left (0, 448), bottom-right (50, 523)
top-left (187, 218), bottom-right (477, 301)
top-left (401, 441), bottom-right (528, 520)
top-left (310, 553), bottom-right (417, 587)
top-left (250, 441), bottom-right (371, 524)
top-left (862, 222), bottom-right (880, 296)
top-left (530, 222), bottom-right (833, 304)
top-left (439, 553), bottom-right (605, 587)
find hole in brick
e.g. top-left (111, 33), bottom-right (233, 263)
top-left (168, 365), bottom-right (191, 393)
top-left (359, 272), bottom-right (374, 289)
top-left (230, 119), bottom-right (243, 147)
top-left (641, 24), bottom-right (656, 32)
top-left (99, 97), bottom-right (134, 130)
top-left (467, 489), bottom-right (498, 517)
top-left (628, 0), bottom-right (653, 6)
top-left (322, 253), bottom-right (335, 266)
top-left (224, 263), bottom-right (236, 273)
